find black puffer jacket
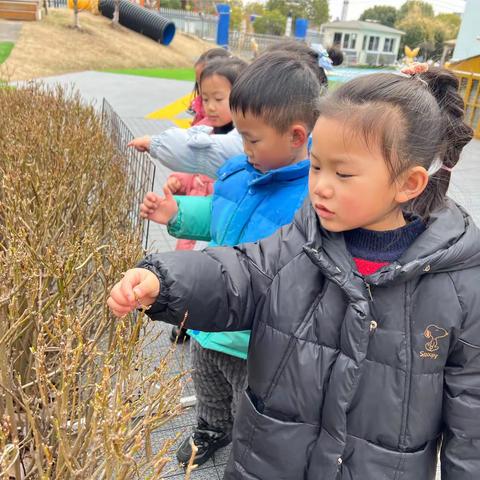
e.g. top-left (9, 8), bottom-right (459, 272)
top-left (141, 199), bottom-right (480, 479)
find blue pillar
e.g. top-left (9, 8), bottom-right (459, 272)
top-left (294, 18), bottom-right (309, 40)
top-left (216, 4), bottom-right (230, 48)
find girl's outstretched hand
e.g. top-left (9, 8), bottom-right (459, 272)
top-left (127, 136), bottom-right (151, 152)
top-left (107, 268), bottom-right (160, 318)
top-left (140, 186), bottom-right (178, 225)
top-left (166, 175), bottom-right (183, 194)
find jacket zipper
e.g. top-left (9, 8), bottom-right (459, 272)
top-left (364, 281), bottom-right (373, 302)
top-left (219, 190), bottom-right (250, 245)
top-left (399, 283), bottom-right (413, 457)
top-left (363, 280), bottom-right (377, 335)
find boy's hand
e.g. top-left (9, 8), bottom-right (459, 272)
top-left (127, 136), bottom-right (151, 152)
top-left (166, 176), bottom-right (182, 194)
top-left (107, 268), bottom-right (160, 318)
top-left (140, 186), bottom-right (178, 225)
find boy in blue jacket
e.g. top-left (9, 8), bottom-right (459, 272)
top-left (139, 51), bottom-right (322, 467)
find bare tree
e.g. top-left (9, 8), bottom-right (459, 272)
top-left (112, 0), bottom-right (120, 27)
top-left (72, 0), bottom-right (80, 28)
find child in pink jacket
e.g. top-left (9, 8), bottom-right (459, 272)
top-left (168, 50), bottom-right (239, 253)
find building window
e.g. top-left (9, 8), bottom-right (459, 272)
top-left (368, 36), bottom-right (380, 52)
top-left (340, 32), bottom-right (357, 50)
top-left (333, 32), bottom-right (342, 45)
top-left (362, 35), bottom-right (367, 50)
top-left (350, 33), bottom-right (357, 49)
top-left (383, 38), bottom-right (395, 52)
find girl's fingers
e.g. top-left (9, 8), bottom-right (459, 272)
top-left (133, 270), bottom-right (160, 301)
top-left (194, 176), bottom-right (205, 189)
top-left (119, 275), bottom-right (138, 303)
top-left (107, 297), bottom-right (133, 317)
top-left (168, 177), bottom-right (181, 192)
top-left (108, 269), bottom-right (157, 314)
top-left (109, 283), bottom-right (134, 307)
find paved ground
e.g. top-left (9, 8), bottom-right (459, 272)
top-left (35, 71), bottom-right (480, 479)
top-left (33, 71), bottom-right (193, 116)
top-left (0, 19), bottom-right (22, 42)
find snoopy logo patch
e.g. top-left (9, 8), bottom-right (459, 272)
top-left (420, 324), bottom-right (449, 360)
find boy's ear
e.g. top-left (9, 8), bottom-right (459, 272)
top-left (290, 124), bottom-right (308, 149)
top-left (395, 166), bottom-right (429, 204)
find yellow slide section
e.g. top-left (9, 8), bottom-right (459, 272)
top-left (146, 93), bottom-right (193, 129)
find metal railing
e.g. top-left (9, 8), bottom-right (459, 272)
top-left (48, 0), bottom-right (68, 7)
top-left (101, 98), bottom-right (156, 249)
top-left (306, 29), bottom-right (324, 45)
top-left (228, 30), bottom-right (325, 58)
top-left (159, 7), bottom-right (217, 41)
top-left (452, 69), bottom-right (480, 139)
top-left (364, 52), bottom-right (397, 67)
top-left (229, 31), bottom-right (281, 57)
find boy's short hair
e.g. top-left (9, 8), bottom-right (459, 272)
top-left (229, 51), bottom-right (321, 133)
top-left (200, 57), bottom-right (248, 88)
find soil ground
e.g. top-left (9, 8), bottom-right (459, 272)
top-left (2, 9), bottom-right (214, 80)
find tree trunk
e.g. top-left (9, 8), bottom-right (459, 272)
top-left (112, 0), bottom-right (120, 26)
top-left (73, 0), bottom-right (80, 28)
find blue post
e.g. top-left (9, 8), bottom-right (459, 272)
top-left (294, 18), bottom-right (309, 40)
top-left (216, 4), bottom-right (230, 48)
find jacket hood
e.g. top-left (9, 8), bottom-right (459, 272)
top-left (298, 198), bottom-right (480, 287)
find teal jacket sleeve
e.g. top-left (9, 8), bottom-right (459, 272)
top-left (167, 195), bottom-right (212, 242)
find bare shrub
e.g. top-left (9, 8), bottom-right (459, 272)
top-left (0, 84), bottom-right (183, 479)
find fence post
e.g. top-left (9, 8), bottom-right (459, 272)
top-left (294, 18), bottom-right (308, 40)
top-left (216, 3), bottom-right (230, 48)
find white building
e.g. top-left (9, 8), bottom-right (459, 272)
top-left (320, 20), bottom-right (404, 66)
top-left (452, 0), bottom-right (480, 62)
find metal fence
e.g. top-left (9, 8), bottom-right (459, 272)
top-left (229, 31), bottom-right (281, 58)
top-left (101, 98), bottom-right (156, 249)
top-left (48, 0), bottom-right (67, 7)
top-left (228, 30), bottom-right (325, 58)
top-left (159, 7), bottom-right (217, 41)
top-left (306, 29), bottom-right (324, 45)
top-left (364, 52), bottom-right (397, 67)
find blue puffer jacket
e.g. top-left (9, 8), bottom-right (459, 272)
top-left (177, 154), bottom-right (309, 358)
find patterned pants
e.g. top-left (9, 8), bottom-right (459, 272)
top-left (191, 339), bottom-right (247, 435)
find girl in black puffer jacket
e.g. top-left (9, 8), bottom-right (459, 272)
top-left (109, 65), bottom-right (479, 480)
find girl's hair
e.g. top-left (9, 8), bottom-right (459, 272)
top-left (199, 57), bottom-right (248, 89)
top-left (317, 67), bottom-right (473, 218)
top-left (325, 45), bottom-right (344, 67)
top-left (195, 47), bottom-right (231, 67)
top-left (193, 48), bottom-right (232, 96)
top-left (265, 40), bottom-right (343, 88)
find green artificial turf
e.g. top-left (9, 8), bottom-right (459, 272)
top-left (0, 42), bottom-right (14, 64)
top-left (104, 67), bottom-right (196, 82)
